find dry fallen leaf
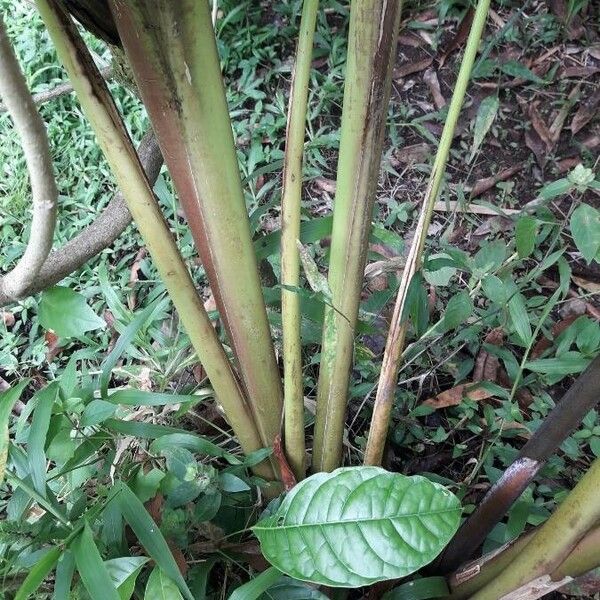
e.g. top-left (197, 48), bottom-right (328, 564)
top-left (423, 382), bottom-right (494, 409)
top-left (469, 164), bottom-right (524, 198)
top-left (423, 68), bottom-right (446, 110)
top-left (571, 275), bottom-right (600, 294)
top-left (530, 314), bottom-right (579, 359)
top-left (571, 88), bottom-right (600, 135)
top-left (394, 58), bottom-right (433, 79)
top-left (433, 200), bottom-right (520, 216)
top-left (438, 7), bottom-right (474, 68)
top-left (473, 328), bottom-right (504, 382)
top-left (1, 310), bottom-right (15, 327)
top-left (529, 103), bottom-right (554, 150)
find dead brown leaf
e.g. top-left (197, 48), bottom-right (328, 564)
top-left (45, 331), bottom-right (62, 362)
top-left (531, 314), bottom-right (579, 359)
top-left (393, 143), bottom-right (431, 165)
top-left (128, 247), bottom-right (147, 311)
top-left (423, 68), bottom-right (446, 110)
top-left (1, 310), bottom-right (15, 327)
top-left (470, 164), bottom-right (524, 198)
top-left (394, 58), bottom-right (433, 79)
top-left (571, 275), bottom-right (600, 294)
top-left (473, 328), bottom-right (504, 382)
top-left (571, 88), bottom-right (600, 135)
top-left (549, 84), bottom-right (581, 143)
top-left (313, 176), bottom-right (336, 195)
top-left (438, 7), bottom-right (474, 68)
top-left (433, 200), bottom-right (520, 216)
top-left (423, 382), bottom-right (494, 409)
top-left (529, 103), bottom-right (554, 150)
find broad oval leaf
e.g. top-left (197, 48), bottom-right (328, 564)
top-left (145, 567), bottom-right (183, 600)
top-left (570, 203), bottom-right (600, 263)
top-left (253, 467), bottom-right (461, 587)
top-left (38, 286), bottom-right (105, 338)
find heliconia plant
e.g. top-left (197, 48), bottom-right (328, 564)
top-left (2, 0), bottom-right (600, 598)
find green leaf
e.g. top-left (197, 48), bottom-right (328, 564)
top-left (72, 523), bottom-right (120, 600)
top-left (540, 178), bottom-right (572, 200)
top-left (382, 576), bottom-right (449, 599)
top-left (145, 566), bottom-right (183, 600)
top-left (15, 546), bottom-right (61, 600)
top-left (148, 432), bottom-right (241, 464)
top-left (258, 577), bottom-right (328, 599)
top-left (507, 292), bottom-right (532, 345)
top-left (28, 383), bottom-right (59, 496)
top-left (481, 275), bottom-right (507, 305)
top-left (443, 292), bottom-right (472, 331)
top-left (100, 301), bottom-right (163, 398)
top-left (469, 95), bottom-right (499, 162)
top-left (228, 567), bottom-right (282, 600)
top-left (114, 482), bottom-right (194, 600)
top-left (526, 352), bottom-right (591, 376)
top-left (81, 399), bottom-right (117, 427)
top-left (107, 389), bottom-right (210, 406)
top-left (53, 550), bottom-right (75, 600)
top-left (220, 472), bottom-right (251, 492)
top-left (515, 216), bottom-right (537, 259)
top-left (253, 467), bottom-right (461, 587)
top-left (38, 286), bottom-right (105, 338)
top-left (105, 557), bottom-right (149, 600)
top-left (0, 380), bottom-right (28, 486)
top-left (570, 203), bottom-right (600, 263)
top-left (500, 60), bottom-right (545, 83)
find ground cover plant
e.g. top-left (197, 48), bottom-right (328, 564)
top-left (0, 0), bottom-right (600, 598)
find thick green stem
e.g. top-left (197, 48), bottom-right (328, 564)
top-left (108, 0), bottom-right (283, 455)
top-left (35, 0), bottom-right (276, 481)
top-left (363, 0), bottom-right (491, 467)
top-left (471, 457), bottom-right (600, 599)
top-left (312, 0), bottom-right (403, 473)
top-left (447, 524), bottom-right (600, 599)
top-left (280, 0), bottom-right (319, 481)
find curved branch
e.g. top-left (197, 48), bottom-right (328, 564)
top-left (0, 15), bottom-right (58, 299)
top-left (0, 131), bottom-right (162, 306)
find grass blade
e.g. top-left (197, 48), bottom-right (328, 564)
top-left (0, 379), bottom-right (28, 485)
top-left (114, 482), bottom-right (194, 600)
top-left (27, 382), bottom-right (58, 496)
top-left (52, 550), bottom-right (75, 600)
top-left (14, 546), bottom-right (61, 600)
top-left (228, 567), bottom-right (282, 600)
top-left (71, 522), bottom-right (120, 600)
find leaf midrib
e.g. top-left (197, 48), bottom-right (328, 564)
top-left (254, 506), bottom-right (461, 531)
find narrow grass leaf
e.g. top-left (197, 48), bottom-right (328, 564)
top-left (228, 567), bottom-right (282, 600)
top-left (144, 566), bottom-right (184, 600)
top-left (526, 352), bottom-right (591, 376)
top-left (14, 546), bottom-right (61, 600)
top-left (28, 383), bottom-right (59, 496)
top-left (71, 522), bottom-right (120, 600)
top-left (115, 482), bottom-right (193, 600)
top-left (148, 431), bottom-right (241, 464)
top-left (0, 380), bottom-right (28, 485)
top-left (53, 550), bottom-right (75, 600)
top-left (100, 301), bottom-right (162, 398)
top-left (107, 389), bottom-right (211, 406)
top-left (508, 292), bottom-right (532, 345)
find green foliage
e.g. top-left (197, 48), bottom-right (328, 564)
top-left (254, 468), bottom-right (461, 587)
